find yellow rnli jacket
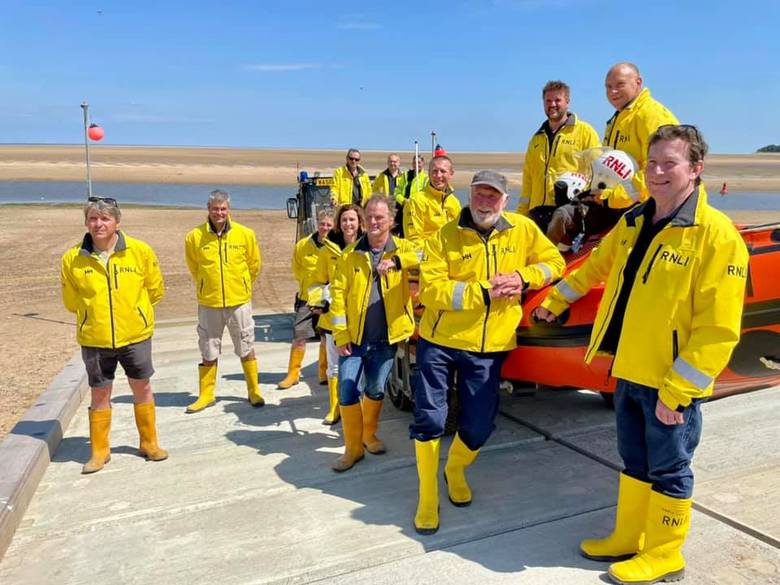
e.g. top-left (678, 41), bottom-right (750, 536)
top-left (292, 232), bottom-right (327, 302)
top-left (331, 165), bottom-right (373, 206)
top-left (372, 169), bottom-right (403, 197)
top-left (393, 170), bottom-right (429, 207)
top-left (184, 218), bottom-right (261, 308)
top-left (419, 210), bottom-right (565, 353)
top-left (541, 187), bottom-right (748, 410)
top-left (307, 235), bottom-right (350, 332)
top-left (519, 113), bottom-right (601, 215)
top-left (61, 232), bottom-right (164, 349)
top-left (402, 183), bottom-right (462, 249)
top-left (601, 88), bottom-right (679, 209)
top-left (329, 235), bottom-right (420, 347)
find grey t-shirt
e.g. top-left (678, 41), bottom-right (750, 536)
top-left (363, 248), bottom-right (389, 343)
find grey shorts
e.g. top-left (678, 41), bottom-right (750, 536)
top-left (197, 302), bottom-right (255, 362)
top-left (293, 296), bottom-right (319, 340)
top-left (81, 338), bottom-right (155, 389)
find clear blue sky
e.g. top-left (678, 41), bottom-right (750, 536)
top-left (2, 0), bottom-right (778, 153)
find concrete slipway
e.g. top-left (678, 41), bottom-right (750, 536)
top-left (0, 314), bottom-right (778, 584)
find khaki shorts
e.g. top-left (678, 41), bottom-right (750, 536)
top-left (197, 302), bottom-right (255, 362)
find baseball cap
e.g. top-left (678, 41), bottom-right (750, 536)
top-left (471, 170), bottom-right (508, 196)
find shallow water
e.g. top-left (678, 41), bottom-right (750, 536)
top-left (0, 180), bottom-right (779, 211)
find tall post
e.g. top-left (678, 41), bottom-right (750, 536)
top-left (431, 131), bottom-right (436, 158)
top-left (81, 101), bottom-right (93, 199)
top-left (414, 141), bottom-right (419, 188)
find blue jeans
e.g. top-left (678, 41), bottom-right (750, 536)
top-left (614, 379), bottom-right (704, 498)
top-left (338, 340), bottom-right (395, 406)
top-left (409, 339), bottom-right (507, 450)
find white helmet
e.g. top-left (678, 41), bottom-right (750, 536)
top-left (591, 149), bottom-right (636, 193)
top-left (554, 172), bottom-right (590, 201)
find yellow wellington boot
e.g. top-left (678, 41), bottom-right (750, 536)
top-left (323, 377), bottom-right (340, 425)
top-left (242, 358), bottom-right (265, 407)
top-left (82, 408), bottom-right (112, 474)
top-left (332, 403), bottom-right (364, 472)
top-left (361, 396), bottom-right (386, 455)
top-left (318, 340), bottom-right (328, 385)
top-left (443, 433), bottom-right (479, 507)
top-left (186, 363), bottom-right (218, 413)
top-left (608, 491), bottom-right (692, 584)
top-left (414, 438), bottom-right (441, 535)
top-left (278, 346), bottom-right (305, 389)
top-left (581, 473), bottom-right (652, 561)
top-left (133, 402), bottom-right (169, 461)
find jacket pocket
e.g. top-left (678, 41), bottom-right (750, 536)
top-left (79, 310), bottom-right (88, 332)
top-left (430, 310), bottom-right (444, 338)
top-left (672, 329), bottom-right (679, 361)
top-left (137, 307), bottom-right (149, 328)
top-left (199, 278), bottom-right (205, 294)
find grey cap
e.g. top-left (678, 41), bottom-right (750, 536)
top-left (471, 170), bottom-right (508, 195)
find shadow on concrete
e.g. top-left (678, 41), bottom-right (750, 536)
top-left (218, 386), bottom-right (616, 578)
top-left (9, 419), bottom-right (65, 460)
top-left (112, 392), bottom-right (194, 408)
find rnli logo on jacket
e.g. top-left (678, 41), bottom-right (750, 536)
top-left (558, 138), bottom-right (576, 146)
top-left (617, 134), bottom-right (631, 144)
top-left (118, 266), bottom-right (139, 274)
top-left (727, 264), bottom-right (747, 278)
top-left (228, 243), bottom-right (246, 251)
top-left (659, 250), bottom-right (690, 267)
top-left (501, 246), bottom-right (516, 254)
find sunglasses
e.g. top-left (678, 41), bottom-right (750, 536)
top-left (657, 123), bottom-right (702, 140)
top-left (88, 196), bottom-right (119, 206)
top-left (348, 156), bottom-right (361, 162)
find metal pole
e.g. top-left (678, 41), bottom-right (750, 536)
top-left (80, 102), bottom-right (93, 199)
top-left (414, 140), bottom-right (419, 189)
top-left (431, 131), bottom-right (436, 158)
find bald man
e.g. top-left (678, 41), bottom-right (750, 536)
top-left (548, 62), bottom-right (679, 249)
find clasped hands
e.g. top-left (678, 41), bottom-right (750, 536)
top-left (488, 272), bottom-right (525, 301)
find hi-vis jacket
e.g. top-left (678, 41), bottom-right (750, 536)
top-left (329, 235), bottom-right (420, 347)
top-left (61, 232), bottom-right (165, 349)
top-left (518, 114), bottom-right (601, 215)
top-left (292, 232), bottom-right (326, 302)
top-left (419, 210), bottom-right (565, 353)
top-left (372, 170), bottom-right (401, 197)
top-left (184, 218), bottom-right (261, 308)
top-left (402, 183), bottom-right (462, 249)
top-left (393, 170), bottom-right (429, 206)
top-left (541, 187), bottom-right (748, 410)
top-left (307, 236), bottom-right (347, 332)
top-left (331, 165), bottom-right (373, 206)
top-left (601, 88), bottom-right (679, 209)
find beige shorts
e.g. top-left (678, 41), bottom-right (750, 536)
top-left (197, 302), bottom-right (255, 362)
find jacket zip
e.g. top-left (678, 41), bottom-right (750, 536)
top-left (480, 238), bottom-right (493, 352)
top-left (586, 269), bottom-right (625, 362)
top-left (642, 244), bottom-right (664, 284)
top-left (612, 130), bottom-right (621, 149)
top-left (672, 330), bottom-right (679, 360)
top-left (105, 258), bottom-right (117, 349)
top-left (218, 234), bottom-right (226, 307)
top-left (80, 310), bottom-right (88, 332)
top-left (113, 264), bottom-right (119, 289)
top-left (355, 253), bottom-right (372, 344)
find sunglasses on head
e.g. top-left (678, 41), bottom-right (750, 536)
top-left (658, 123), bottom-right (702, 140)
top-left (88, 196), bottom-right (119, 206)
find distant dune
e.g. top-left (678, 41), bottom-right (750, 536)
top-left (1, 145), bottom-right (779, 191)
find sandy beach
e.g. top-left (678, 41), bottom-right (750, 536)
top-left (1, 145), bottom-right (779, 441)
top-left (1, 144), bottom-right (780, 192)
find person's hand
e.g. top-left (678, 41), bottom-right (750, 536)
top-left (376, 258), bottom-right (396, 276)
top-left (655, 399), bottom-right (684, 425)
top-left (489, 272), bottom-right (525, 299)
top-left (337, 343), bottom-right (352, 357)
top-left (531, 307), bottom-right (558, 323)
top-left (309, 306), bottom-right (324, 315)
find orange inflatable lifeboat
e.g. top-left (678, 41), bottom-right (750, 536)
top-left (502, 222), bottom-right (780, 399)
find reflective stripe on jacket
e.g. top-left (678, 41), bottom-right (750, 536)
top-left (541, 187), bottom-right (748, 409)
top-left (61, 232), bottom-right (164, 349)
top-left (419, 210), bottom-right (565, 353)
top-left (601, 88), bottom-right (679, 209)
top-left (292, 233), bottom-right (326, 302)
top-left (402, 183), bottom-right (462, 249)
top-left (331, 165), bottom-right (373, 206)
top-left (329, 235), bottom-right (419, 347)
top-left (519, 113), bottom-right (601, 215)
top-left (184, 219), bottom-right (261, 308)
top-left (307, 237), bottom-right (345, 332)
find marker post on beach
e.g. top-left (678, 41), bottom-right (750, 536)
top-left (80, 102), bottom-right (93, 199)
top-left (431, 131), bottom-right (436, 158)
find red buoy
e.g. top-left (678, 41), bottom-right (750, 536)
top-left (88, 124), bottom-right (105, 141)
top-left (434, 143), bottom-right (446, 157)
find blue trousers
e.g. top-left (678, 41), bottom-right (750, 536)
top-left (615, 379), bottom-right (704, 498)
top-left (338, 340), bottom-right (395, 406)
top-left (409, 339), bottom-right (507, 450)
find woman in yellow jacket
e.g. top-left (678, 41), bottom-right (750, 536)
top-left (277, 209), bottom-right (335, 389)
top-left (308, 204), bottom-right (365, 425)
top-left (328, 194), bottom-right (420, 472)
top-left (61, 197), bottom-right (167, 474)
top-left (536, 126), bottom-right (748, 584)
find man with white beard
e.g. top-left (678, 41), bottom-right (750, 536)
top-left (409, 170), bottom-right (564, 535)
